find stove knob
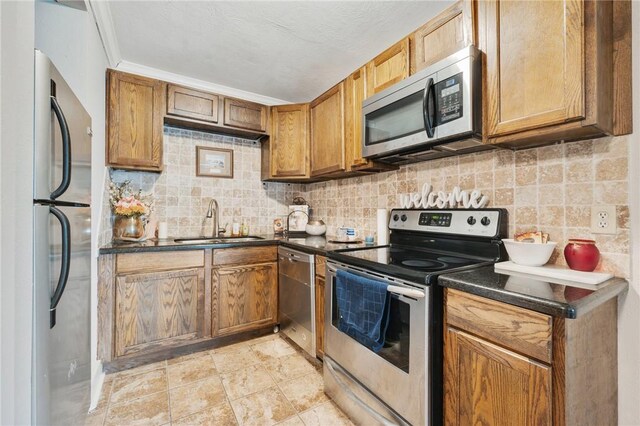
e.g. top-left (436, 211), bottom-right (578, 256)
top-left (481, 216), bottom-right (491, 226)
top-left (400, 214), bottom-right (408, 222)
top-left (467, 216), bottom-right (476, 225)
top-left (392, 214), bottom-right (400, 222)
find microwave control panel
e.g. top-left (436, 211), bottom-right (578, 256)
top-left (435, 72), bottom-right (463, 125)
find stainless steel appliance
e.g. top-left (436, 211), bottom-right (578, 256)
top-left (324, 208), bottom-right (507, 425)
top-left (278, 246), bottom-right (315, 356)
top-left (33, 50), bottom-right (92, 426)
top-left (362, 46), bottom-right (487, 165)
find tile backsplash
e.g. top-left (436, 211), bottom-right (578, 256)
top-left (100, 131), bottom-right (630, 278)
top-left (301, 136), bottom-right (630, 277)
top-left (100, 126), bottom-right (304, 245)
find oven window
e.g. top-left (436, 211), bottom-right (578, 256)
top-left (364, 90), bottom-right (424, 146)
top-left (332, 282), bottom-right (411, 373)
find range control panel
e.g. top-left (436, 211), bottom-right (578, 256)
top-left (389, 209), bottom-right (505, 238)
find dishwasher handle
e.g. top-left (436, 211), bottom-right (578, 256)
top-left (278, 247), bottom-right (313, 264)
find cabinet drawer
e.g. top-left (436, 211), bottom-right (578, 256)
top-left (167, 84), bottom-right (219, 123)
top-left (223, 97), bottom-right (267, 132)
top-left (446, 289), bottom-right (552, 363)
top-left (116, 250), bottom-right (205, 274)
top-left (315, 255), bottom-right (327, 278)
top-left (213, 245), bottom-right (277, 266)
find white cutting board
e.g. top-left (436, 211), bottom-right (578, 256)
top-left (494, 261), bottom-right (613, 285)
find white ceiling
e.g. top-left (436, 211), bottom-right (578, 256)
top-left (106, 1), bottom-right (453, 103)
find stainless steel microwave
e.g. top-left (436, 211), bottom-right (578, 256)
top-left (362, 45), bottom-right (487, 164)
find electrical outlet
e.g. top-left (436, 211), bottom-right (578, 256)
top-left (590, 205), bottom-right (617, 234)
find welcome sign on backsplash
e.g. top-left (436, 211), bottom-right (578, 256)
top-left (398, 183), bottom-right (489, 209)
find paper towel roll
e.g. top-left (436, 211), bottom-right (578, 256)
top-left (158, 222), bottom-right (169, 240)
top-left (377, 209), bottom-right (389, 245)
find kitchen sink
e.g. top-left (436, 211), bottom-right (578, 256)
top-left (173, 236), bottom-right (264, 244)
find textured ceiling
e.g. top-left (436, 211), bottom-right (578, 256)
top-left (108, 1), bottom-right (452, 103)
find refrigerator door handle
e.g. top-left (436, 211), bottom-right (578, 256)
top-left (49, 95), bottom-right (71, 200)
top-left (49, 205), bottom-right (70, 328)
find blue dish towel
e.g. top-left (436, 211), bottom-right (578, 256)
top-left (335, 269), bottom-right (391, 353)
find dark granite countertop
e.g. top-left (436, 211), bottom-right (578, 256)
top-left (99, 234), bottom-right (371, 256)
top-left (438, 265), bottom-right (628, 319)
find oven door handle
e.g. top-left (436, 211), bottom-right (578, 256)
top-left (387, 285), bottom-right (425, 299)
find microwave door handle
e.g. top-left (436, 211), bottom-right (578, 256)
top-left (49, 96), bottom-right (72, 200)
top-left (422, 77), bottom-right (435, 138)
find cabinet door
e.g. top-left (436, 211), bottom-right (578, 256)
top-left (365, 38), bottom-right (410, 95)
top-left (107, 70), bottom-right (165, 172)
top-left (167, 84), bottom-right (219, 123)
top-left (315, 276), bottom-right (325, 359)
top-left (223, 97), bottom-right (268, 132)
top-left (213, 262), bottom-right (278, 336)
top-left (114, 268), bottom-right (205, 357)
top-left (310, 82), bottom-right (345, 177)
top-left (411, 0), bottom-right (475, 73)
top-left (444, 327), bottom-right (552, 426)
top-left (270, 104), bottom-right (310, 178)
top-left (344, 68), bottom-right (367, 169)
top-left (483, 0), bottom-right (584, 138)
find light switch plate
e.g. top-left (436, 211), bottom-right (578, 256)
top-left (590, 205), bottom-right (617, 234)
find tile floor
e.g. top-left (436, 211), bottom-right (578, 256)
top-left (86, 334), bottom-right (354, 426)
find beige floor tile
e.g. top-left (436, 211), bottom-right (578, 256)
top-left (85, 409), bottom-right (105, 426)
top-left (230, 387), bottom-right (296, 426)
top-left (264, 353), bottom-right (317, 383)
top-left (169, 376), bottom-right (227, 420)
top-left (167, 350), bottom-right (213, 365)
top-left (105, 391), bottom-right (170, 426)
top-left (212, 340), bottom-right (253, 355)
top-left (251, 338), bottom-right (296, 362)
top-left (212, 347), bottom-right (262, 373)
top-left (171, 400), bottom-right (237, 426)
top-left (278, 372), bottom-right (329, 412)
top-left (275, 415), bottom-right (305, 425)
top-left (221, 364), bottom-right (277, 400)
top-left (110, 368), bottom-right (168, 404)
top-left (298, 401), bottom-right (354, 426)
top-left (115, 360), bottom-right (166, 378)
top-left (167, 356), bottom-right (217, 388)
top-left (94, 379), bottom-right (113, 411)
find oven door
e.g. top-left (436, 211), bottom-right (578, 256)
top-left (324, 261), bottom-right (429, 426)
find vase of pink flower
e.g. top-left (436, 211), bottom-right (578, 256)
top-left (109, 180), bottom-right (153, 242)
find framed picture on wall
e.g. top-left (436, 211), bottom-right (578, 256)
top-left (196, 146), bottom-right (234, 178)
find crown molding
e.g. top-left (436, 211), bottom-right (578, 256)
top-left (85, 0), bottom-right (121, 67)
top-left (115, 60), bottom-right (292, 105)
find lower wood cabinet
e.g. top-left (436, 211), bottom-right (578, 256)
top-left (114, 267), bottom-right (205, 357)
top-left (443, 288), bottom-right (619, 426)
top-left (444, 327), bottom-right (551, 425)
top-left (213, 262), bottom-right (278, 336)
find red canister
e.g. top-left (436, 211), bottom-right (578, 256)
top-left (564, 239), bottom-right (600, 272)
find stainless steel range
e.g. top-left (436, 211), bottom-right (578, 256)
top-left (324, 208), bottom-right (507, 425)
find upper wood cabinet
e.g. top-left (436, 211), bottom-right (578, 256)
top-left (268, 103), bottom-right (310, 179)
top-left (310, 82), bottom-right (346, 177)
top-left (107, 70), bottom-right (165, 172)
top-left (223, 97), bottom-right (268, 132)
top-left (365, 38), bottom-right (410, 95)
top-left (167, 84), bottom-right (219, 123)
top-left (410, 0), bottom-right (476, 74)
top-left (479, 0), bottom-right (631, 147)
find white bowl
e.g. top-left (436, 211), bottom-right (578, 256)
top-left (305, 222), bottom-right (327, 236)
top-left (502, 239), bottom-right (557, 266)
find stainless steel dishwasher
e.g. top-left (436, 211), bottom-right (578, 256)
top-left (278, 246), bottom-right (315, 356)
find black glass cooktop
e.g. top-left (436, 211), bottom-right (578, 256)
top-left (329, 245), bottom-right (493, 285)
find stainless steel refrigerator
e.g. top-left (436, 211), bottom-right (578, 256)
top-left (33, 50), bottom-right (92, 425)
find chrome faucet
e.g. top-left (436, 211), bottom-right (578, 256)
top-left (205, 199), bottom-right (225, 238)
top-left (285, 210), bottom-right (309, 235)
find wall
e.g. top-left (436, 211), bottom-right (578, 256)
top-left (103, 127), bottom-right (304, 243)
top-left (34, 0), bottom-right (109, 408)
top-left (0, 2), bottom-right (35, 424)
top-left (305, 137), bottom-right (630, 277)
top-left (619, 2), bottom-right (640, 424)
